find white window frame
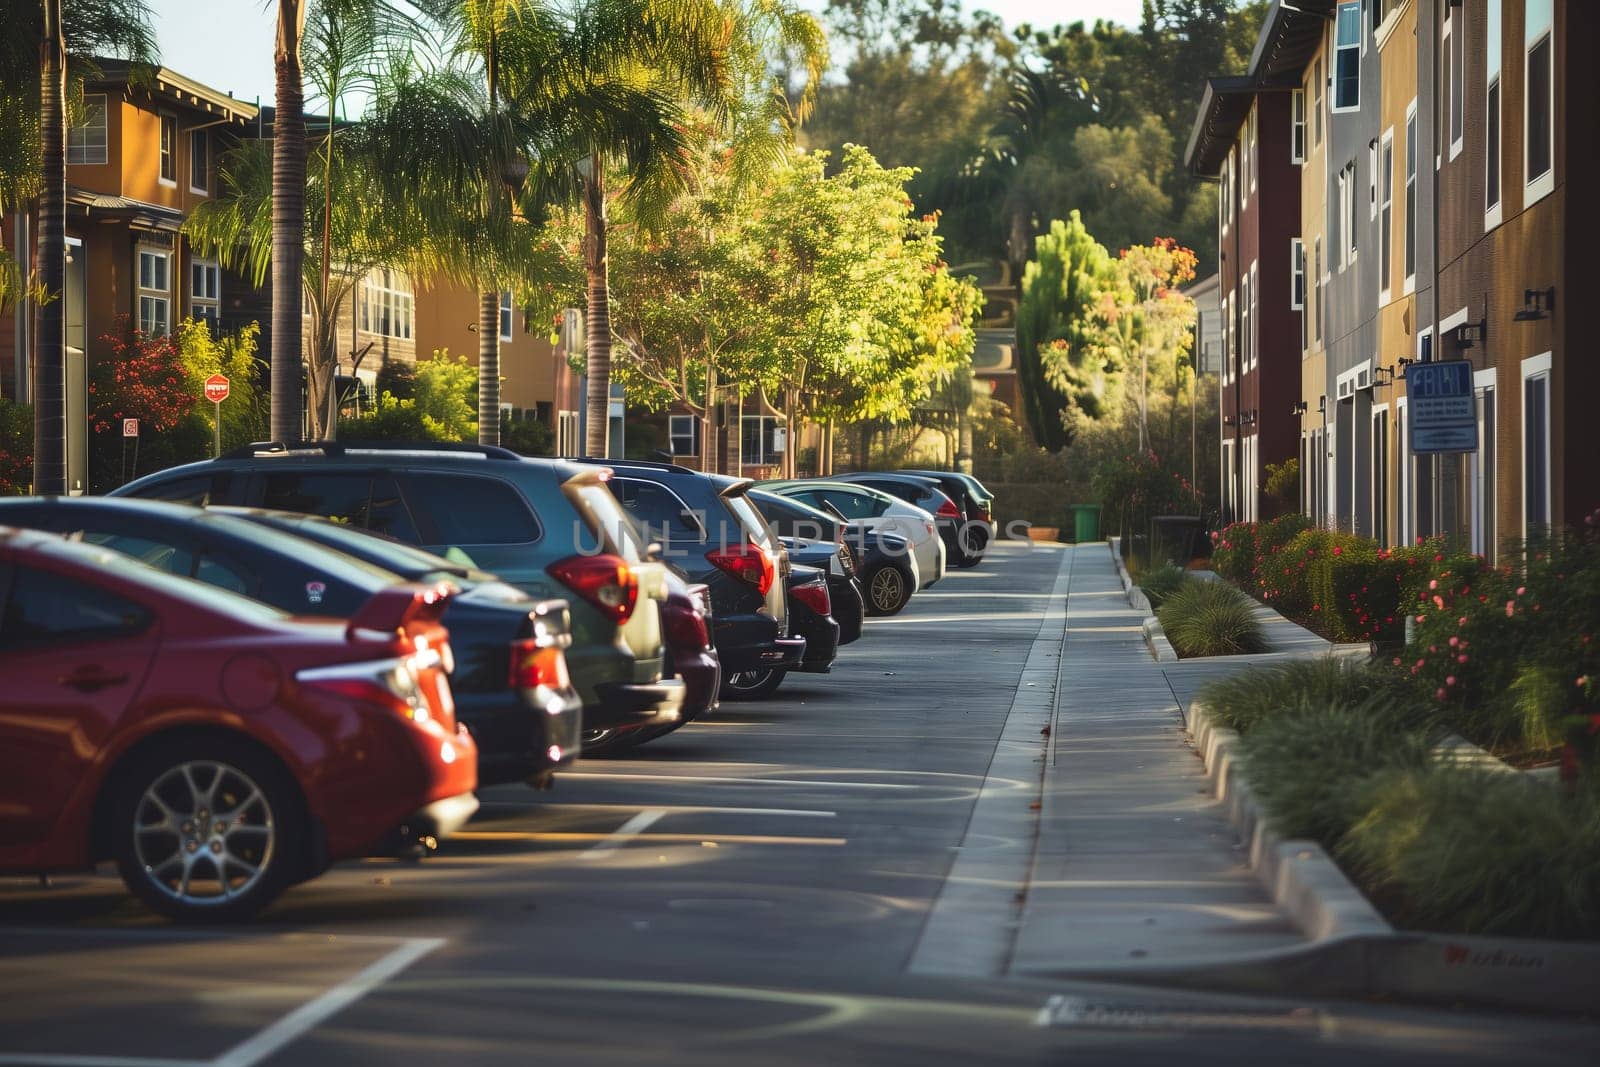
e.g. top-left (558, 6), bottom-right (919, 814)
top-left (1312, 56), bottom-right (1324, 146)
top-left (67, 92), bottom-right (108, 165)
top-left (137, 247), bottom-right (170, 337)
top-left (188, 128), bottom-right (209, 195)
top-left (1523, 0), bottom-right (1556, 207)
top-left (158, 113), bottom-right (177, 186)
top-left (1220, 152), bottom-right (1232, 236)
top-left (189, 256), bottom-right (220, 329)
top-left (1403, 100), bottom-right (1417, 295)
top-left (1379, 128), bottom-right (1394, 304)
top-left (1222, 290), bottom-right (1233, 385)
top-left (1247, 260), bottom-right (1258, 372)
top-left (1444, 2), bottom-right (1464, 161)
top-left (1290, 237), bottom-right (1305, 311)
top-left (500, 291), bottom-right (514, 342)
top-left (1396, 395), bottom-right (1410, 545)
top-left (1368, 139), bottom-right (1378, 221)
top-left (668, 414), bottom-right (699, 457)
top-left (740, 414), bottom-right (781, 467)
top-left (1472, 368), bottom-right (1498, 559)
top-left (1485, 0), bottom-right (1503, 229)
top-left (1240, 271), bottom-right (1251, 374)
top-left (1371, 403), bottom-right (1390, 548)
top-left (1248, 102), bottom-right (1258, 194)
top-left (1313, 237), bottom-right (1323, 345)
top-left (1520, 352), bottom-right (1553, 537)
top-left (1325, 422), bottom-right (1338, 529)
top-left (1291, 88), bottom-right (1306, 164)
top-left (1331, 1), bottom-right (1362, 113)
top-left (360, 269), bottom-right (413, 340)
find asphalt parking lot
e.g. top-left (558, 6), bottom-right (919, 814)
top-left (3, 541), bottom-right (1596, 1066)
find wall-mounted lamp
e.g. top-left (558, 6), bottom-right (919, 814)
top-left (1396, 356), bottom-right (1415, 367)
top-left (1223, 415), bottom-right (1237, 426)
top-left (1372, 366), bottom-right (1396, 387)
top-left (1317, 395), bottom-right (1327, 414)
top-left (1514, 286), bottom-right (1556, 322)
top-left (1291, 400), bottom-right (1309, 416)
top-left (1450, 319), bottom-right (1487, 349)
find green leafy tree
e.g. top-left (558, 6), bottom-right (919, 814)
top-left (1015, 211), bottom-right (1110, 450)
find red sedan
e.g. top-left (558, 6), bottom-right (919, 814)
top-left (0, 526), bottom-right (478, 921)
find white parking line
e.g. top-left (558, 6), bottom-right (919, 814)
top-left (565, 773), bottom-right (922, 791)
top-left (210, 937), bottom-right (444, 1067)
top-left (578, 809), bottom-right (667, 859)
top-left (477, 802), bottom-right (836, 818)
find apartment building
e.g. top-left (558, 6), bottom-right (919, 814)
top-left (1193, 0), bottom-right (1595, 548)
top-left (1185, 5), bottom-right (1318, 523)
top-left (1, 62), bottom-right (258, 489)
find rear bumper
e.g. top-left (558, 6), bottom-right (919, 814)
top-left (714, 614), bottom-right (808, 673)
top-left (458, 688), bottom-right (583, 787)
top-left (829, 576), bottom-right (865, 645)
top-left (588, 677), bottom-right (686, 730)
top-left (376, 791), bottom-right (480, 854)
top-left (795, 614), bottom-right (841, 673)
top-left (674, 647), bottom-right (722, 722)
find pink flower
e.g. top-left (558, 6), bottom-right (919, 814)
top-left (1436, 688), bottom-right (1447, 701)
top-left (1433, 595), bottom-right (1445, 609)
top-left (1429, 579), bottom-right (1439, 591)
top-left (1458, 654), bottom-right (1469, 664)
top-left (1458, 616), bottom-right (1468, 626)
top-left (1333, 546), bottom-right (1343, 556)
top-left (1448, 636), bottom-right (1459, 647)
top-left (1506, 601), bottom-right (1516, 617)
top-left (1516, 587), bottom-right (1526, 596)
top-left (1392, 657), bottom-right (1402, 667)
top-left (1446, 676), bottom-right (1457, 686)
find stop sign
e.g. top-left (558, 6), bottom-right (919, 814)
top-left (204, 373), bottom-right (230, 403)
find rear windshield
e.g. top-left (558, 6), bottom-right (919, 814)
top-left (261, 516), bottom-right (470, 580)
top-left (568, 482), bottom-right (645, 563)
top-left (403, 474), bottom-right (542, 546)
top-left (723, 491), bottom-right (774, 550)
top-left (52, 545), bottom-right (292, 625)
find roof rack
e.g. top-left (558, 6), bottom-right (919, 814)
top-left (569, 457), bottom-right (701, 475)
top-left (219, 440), bottom-right (522, 461)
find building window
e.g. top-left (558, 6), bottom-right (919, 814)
top-left (1397, 397), bottom-right (1410, 546)
top-left (1221, 291), bottom-right (1231, 385)
top-left (67, 93), bottom-right (107, 165)
top-left (1337, 163), bottom-right (1357, 269)
top-left (1292, 238), bottom-right (1306, 351)
top-left (1379, 130), bottom-right (1394, 299)
top-left (1485, 0), bottom-right (1502, 227)
top-left (1247, 103), bottom-right (1258, 193)
top-left (1368, 139), bottom-right (1377, 222)
top-left (1444, 2), bottom-right (1464, 159)
top-left (1332, 1), bottom-right (1361, 112)
top-left (1312, 56), bottom-right (1324, 145)
top-left (189, 129), bottom-right (209, 194)
top-left (557, 410), bottom-right (580, 457)
top-left (741, 415), bottom-right (782, 467)
top-left (1290, 88), bottom-right (1306, 163)
top-left (1472, 376), bottom-right (1497, 560)
top-left (1522, 353), bottom-right (1552, 535)
top-left (360, 269), bottom-right (413, 340)
top-left (159, 114), bottom-right (176, 183)
top-left (1240, 270), bottom-right (1251, 373)
top-left (138, 249), bottom-right (170, 337)
top-left (1247, 261), bottom-right (1258, 371)
top-left (1404, 102), bottom-right (1417, 291)
top-left (499, 292), bottom-right (513, 342)
top-left (1313, 237), bottom-right (1323, 345)
top-left (1524, 0), bottom-right (1555, 205)
top-left (190, 258), bottom-right (220, 330)
top-left (668, 414), bottom-right (700, 457)
top-left (1372, 408), bottom-right (1389, 548)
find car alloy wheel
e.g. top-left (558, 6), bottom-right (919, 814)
top-left (133, 760), bottom-right (276, 907)
top-left (720, 668), bottom-right (787, 701)
top-left (866, 565), bottom-right (908, 616)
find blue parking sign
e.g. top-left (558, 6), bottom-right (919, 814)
top-left (1405, 360), bottom-right (1477, 454)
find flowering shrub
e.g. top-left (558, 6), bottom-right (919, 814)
top-left (0, 398), bottom-right (31, 495)
top-left (1093, 447), bottom-right (1194, 550)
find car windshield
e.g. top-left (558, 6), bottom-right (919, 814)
top-left (68, 543), bottom-right (292, 624)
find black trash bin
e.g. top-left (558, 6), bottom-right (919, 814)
top-left (1149, 515), bottom-right (1206, 566)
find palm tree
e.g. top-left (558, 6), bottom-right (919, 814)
top-left (271, 0), bottom-right (309, 443)
top-left (1, 0), bottom-right (155, 487)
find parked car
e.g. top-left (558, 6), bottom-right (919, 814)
top-left (827, 472), bottom-right (967, 567)
top-left (0, 525), bottom-right (476, 921)
top-left (579, 460), bottom-right (807, 699)
top-left (782, 536), bottom-right (864, 646)
top-left (654, 577), bottom-right (721, 737)
top-left (721, 560), bottom-right (840, 700)
top-left (760, 479), bottom-right (945, 591)
top-left (0, 496), bottom-right (581, 788)
top-left (113, 441), bottom-right (685, 751)
top-left (895, 469), bottom-right (995, 563)
top-left (749, 488), bottom-right (918, 616)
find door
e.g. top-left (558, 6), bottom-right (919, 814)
top-left (0, 563), bottom-right (157, 847)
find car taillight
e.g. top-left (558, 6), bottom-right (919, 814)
top-left (509, 638), bottom-right (571, 691)
top-left (936, 498), bottom-right (961, 518)
top-left (547, 553), bottom-right (638, 624)
top-left (666, 605), bottom-right (711, 649)
top-left (791, 580), bottom-right (831, 617)
top-left (975, 504), bottom-right (991, 523)
top-left (706, 541), bottom-right (774, 595)
top-left (300, 656), bottom-right (451, 730)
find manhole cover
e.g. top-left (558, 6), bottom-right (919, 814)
top-left (1036, 994), bottom-right (1324, 1033)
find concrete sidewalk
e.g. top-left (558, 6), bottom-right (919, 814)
top-left (1008, 542), bottom-right (1305, 976)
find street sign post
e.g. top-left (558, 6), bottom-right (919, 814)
top-left (1405, 360), bottom-right (1477, 455)
top-left (122, 418), bottom-right (138, 437)
top-left (203, 374), bottom-right (230, 457)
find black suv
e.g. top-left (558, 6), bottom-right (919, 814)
top-left (586, 460), bottom-right (805, 693)
top-left (113, 442), bottom-right (684, 748)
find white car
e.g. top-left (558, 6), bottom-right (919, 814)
top-left (763, 481), bottom-right (945, 589)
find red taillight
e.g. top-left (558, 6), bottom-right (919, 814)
top-left (509, 638), bottom-right (571, 690)
top-left (300, 655), bottom-right (454, 731)
top-left (791, 580), bottom-right (831, 617)
top-left (975, 505), bottom-right (991, 523)
top-left (936, 498), bottom-right (961, 518)
top-left (665, 604), bottom-right (711, 649)
top-left (706, 541), bottom-right (774, 596)
top-left (547, 553), bottom-right (638, 624)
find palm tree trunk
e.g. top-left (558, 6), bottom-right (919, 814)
top-left (583, 161), bottom-right (610, 458)
top-left (477, 291), bottom-right (500, 444)
top-left (271, 0), bottom-right (307, 443)
top-left (33, 0), bottom-right (66, 494)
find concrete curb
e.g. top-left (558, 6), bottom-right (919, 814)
top-left (1141, 616), bottom-right (1178, 662)
top-left (1108, 537), bottom-right (1138, 605)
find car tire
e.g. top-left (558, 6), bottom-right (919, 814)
top-left (719, 668), bottom-right (787, 701)
top-left (863, 563), bottom-right (911, 616)
top-left (110, 735), bottom-right (304, 923)
top-left (955, 523), bottom-right (989, 565)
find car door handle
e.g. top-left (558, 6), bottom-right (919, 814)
top-left (59, 668), bottom-right (129, 693)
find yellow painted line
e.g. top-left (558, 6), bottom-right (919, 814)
top-left (452, 831), bottom-right (846, 847)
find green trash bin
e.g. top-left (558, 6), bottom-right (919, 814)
top-left (1072, 504), bottom-right (1102, 543)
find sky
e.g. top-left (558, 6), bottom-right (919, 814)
top-left (146, 0), bottom-right (1148, 107)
